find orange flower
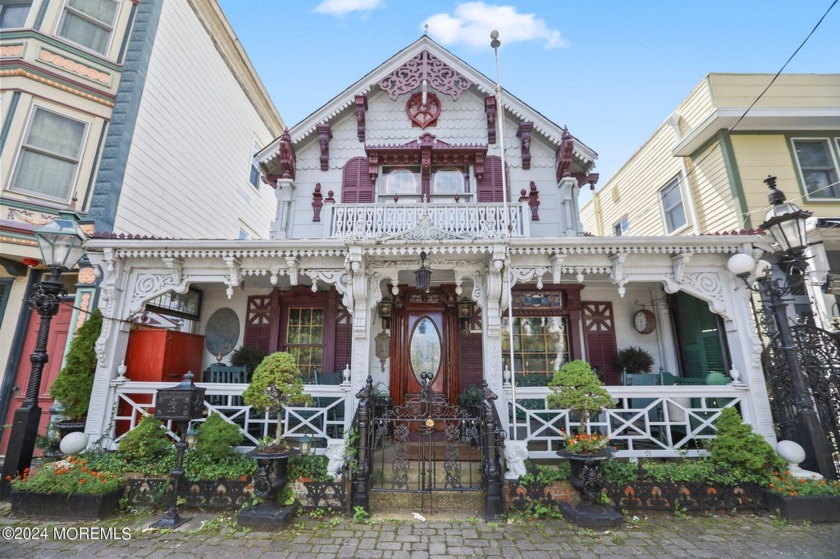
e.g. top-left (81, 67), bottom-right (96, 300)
top-left (80, 478), bottom-right (87, 484)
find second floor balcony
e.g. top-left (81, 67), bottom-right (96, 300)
top-left (325, 202), bottom-right (530, 241)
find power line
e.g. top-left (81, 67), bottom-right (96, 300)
top-left (594, 0), bottom-right (838, 234)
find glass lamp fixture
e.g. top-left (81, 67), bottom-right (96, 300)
top-left (761, 176), bottom-right (812, 256)
top-left (414, 251), bottom-right (432, 291)
top-left (34, 212), bottom-right (87, 271)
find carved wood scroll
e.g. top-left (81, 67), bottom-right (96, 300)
top-left (485, 96), bottom-right (496, 144)
top-left (556, 127), bottom-right (574, 181)
top-left (317, 124), bottom-right (332, 171)
top-left (355, 95), bottom-right (367, 142)
top-left (279, 130), bottom-right (296, 180)
top-left (312, 183), bottom-right (324, 222)
top-left (378, 49), bottom-right (472, 101)
top-left (516, 121), bottom-right (533, 170)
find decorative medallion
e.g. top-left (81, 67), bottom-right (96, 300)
top-left (406, 92), bottom-right (441, 128)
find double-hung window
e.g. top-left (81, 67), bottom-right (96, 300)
top-left (613, 216), bottom-right (629, 236)
top-left (0, 1), bottom-right (31, 28)
top-left (660, 176), bottom-right (687, 233)
top-left (791, 139), bottom-right (840, 199)
top-left (11, 107), bottom-right (87, 202)
top-left (249, 142), bottom-right (260, 188)
top-left (285, 308), bottom-right (324, 382)
top-left (56, 0), bottom-right (119, 56)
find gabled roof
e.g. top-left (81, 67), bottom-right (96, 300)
top-left (257, 35), bottom-right (596, 167)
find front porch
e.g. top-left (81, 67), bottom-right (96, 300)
top-left (82, 233), bottom-right (774, 464)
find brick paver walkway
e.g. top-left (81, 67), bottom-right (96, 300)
top-left (2, 505), bottom-right (839, 559)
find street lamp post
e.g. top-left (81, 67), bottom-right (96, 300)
top-left (0, 213), bottom-right (86, 498)
top-left (728, 176), bottom-right (836, 479)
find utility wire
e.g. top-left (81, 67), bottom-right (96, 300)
top-left (594, 0), bottom-right (838, 233)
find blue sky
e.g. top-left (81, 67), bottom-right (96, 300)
top-left (219, 1), bottom-right (838, 204)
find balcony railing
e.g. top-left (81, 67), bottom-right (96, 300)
top-left (326, 202), bottom-right (529, 241)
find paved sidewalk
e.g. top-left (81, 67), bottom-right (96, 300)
top-left (2, 504), bottom-right (839, 559)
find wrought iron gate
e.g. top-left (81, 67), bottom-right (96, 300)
top-left (350, 374), bottom-right (505, 518)
top-left (763, 323), bottom-right (840, 477)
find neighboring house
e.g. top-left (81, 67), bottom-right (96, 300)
top-left (0, 0), bottom-right (283, 454)
top-left (580, 73), bottom-right (840, 329)
top-left (82, 37), bottom-right (777, 487)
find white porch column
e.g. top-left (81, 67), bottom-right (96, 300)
top-left (723, 272), bottom-right (777, 442)
top-left (481, 246), bottom-right (509, 433)
top-left (271, 178), bottom-right (296, 239)
top-left (345, 248), bottom-right (374, 412)
top-left (84, 249), bottom-right (130, 447)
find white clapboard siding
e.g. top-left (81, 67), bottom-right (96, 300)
top-left (113, 0), bottom-right (278, 240)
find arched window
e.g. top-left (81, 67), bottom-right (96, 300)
top-left (341, 157), bottom-right (374, 203)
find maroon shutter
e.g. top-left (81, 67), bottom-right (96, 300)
top-left (342, 157), bottom-right (374, 203)
top-left (333, 303), bottom-right (352, 370)
top-left (458, 308), bottom-right (484, 388)
top-left (477, 155), bottom-right (504, 202)
top-left (582, 302), bottom-right (619, 385)
top-left (245, 295), bottom-right (272, 356)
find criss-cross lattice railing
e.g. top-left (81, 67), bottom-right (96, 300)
top-left (509, 385), bottom-right (746, 459)
top-left (111, 382), bottom-right (351, 448)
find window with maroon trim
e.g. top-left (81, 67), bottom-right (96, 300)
top-left (501, 291), bottom-right (572, 385)
top-left (341, 157), bottom-right (374, 203)
top-left (284, 307), bottom-right (324, 382)
top-left (477, 155), bottom-right (506, 202)
top-left (380, 165), bottom-right (471, 202)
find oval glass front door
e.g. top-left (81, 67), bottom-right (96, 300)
top-left (409, 317), bottom-right (441, 384)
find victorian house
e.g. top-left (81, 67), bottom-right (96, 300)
top-left (81, 37), bottom-right (775, 479)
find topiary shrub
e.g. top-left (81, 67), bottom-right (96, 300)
top-left (50, 308), bottom-right (103, 420)
top-left (242, 351), bottom-right (312, 449)
top-left (547, 360), bottom-right (613, 434)
top-left (194, 413), bottom-right (242, 459)
top-left (708, 407), bottom-right (784, 479)
top-left (614, 346), bottom-right (654, 374)
top-left (118, 416), bottom-right (171, 461)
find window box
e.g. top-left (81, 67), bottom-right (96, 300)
top-left (10, 488), bottom-right (121, 520)
top-left (765, 492), bottom-right (840, 523)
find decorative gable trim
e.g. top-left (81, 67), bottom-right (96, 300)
top-left (485, 96), bottom-right (497, 144)
top-left (355, 95), bottom-right (368, 142)
top-left (379, 49), bottom-right (472, 101)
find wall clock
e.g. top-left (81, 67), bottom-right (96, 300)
top-left (633, 309), bottom-right (656, 334)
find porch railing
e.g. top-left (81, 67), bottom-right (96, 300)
top-left (111, 381), bottom-right (352, 448)
top-left (326, 202), bottom-right (529, 240)
top-left (509, 385), bottom-right (746, 459)
top-left (110, 381), bottom-right (746, 460)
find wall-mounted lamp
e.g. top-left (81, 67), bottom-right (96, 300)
top-left (457, 299), bottom-right (474, 322)
top-left (415, 251), bottom-right (432, 291)
top-left (377, 297), bottom-right (392, 319)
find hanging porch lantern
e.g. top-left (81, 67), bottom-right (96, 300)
top-left (415, 251), bottom-right (432, 291)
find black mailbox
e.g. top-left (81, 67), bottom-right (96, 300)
top-left (155, 371), bottom-right (206, 421)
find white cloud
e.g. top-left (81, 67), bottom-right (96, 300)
top-left (422, 2), bottom-right (567, 49)
top-left (315, 0), bottom-right (384, 16)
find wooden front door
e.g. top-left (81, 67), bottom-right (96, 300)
top-left (1, 301), bottom-right (74, 455)
top-left (390, 288), bottom-right (459, 407)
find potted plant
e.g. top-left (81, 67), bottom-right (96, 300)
top-left (9, 455), bottom-right (121, 520)
top-left (546, 360), bottom-right (615, 505)
top-left (614, 346), bottom-right (654, 374)
top-left (241, 351), bottom-right (312, 500)
top-left (49, 308), bottom-right (102, 437)
top-left (229, 345), bottom-right (265, 376)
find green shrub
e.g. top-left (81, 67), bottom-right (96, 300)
top-left (288, 453), bottom-right (329, 481)
top-left (194, 414), bottom-right (242, 459)
top-left (242, 352), bottom-right (312, 445)
top-left (614, 346), bottom-right (654, 373)
top-left (117, 416), bottom-right (171, 461)
top-left (708, 407), bottom-right (784, 480)
top-left (50, 308), bottom-right (102, 419)
top-left (547, 360), bottom-right (613, 433)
